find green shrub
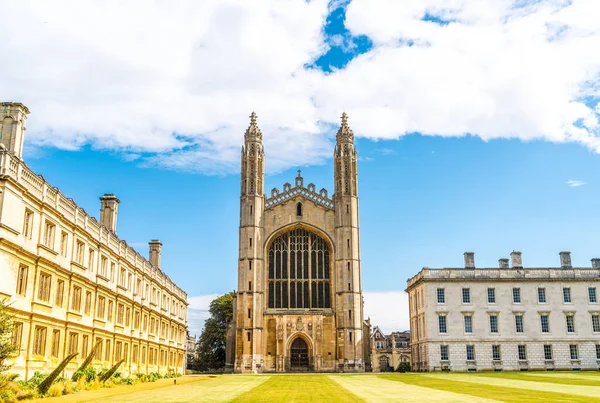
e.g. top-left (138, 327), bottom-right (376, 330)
top-left (119, 377), bottom-right (134, 385)
top-left (396, 362), bottom-right (411, 373)
top-left (38, 353), bottom-right (78, 395)
top-left (83, 366), bottom-right (97, 382)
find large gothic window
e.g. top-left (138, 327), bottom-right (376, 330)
top-left (268, 228), bottom-right (331, 309)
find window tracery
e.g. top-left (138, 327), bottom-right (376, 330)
top-left (268, 228), bottom-right (331, 309)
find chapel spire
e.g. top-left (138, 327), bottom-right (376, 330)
top-left (336, 112), bottom-right (354, 144)
top-left (244, 111), bottom-right (262, 142)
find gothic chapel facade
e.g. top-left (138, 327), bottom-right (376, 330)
top-left (229, 112), bottom-right (369, 373)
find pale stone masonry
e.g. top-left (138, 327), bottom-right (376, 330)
top-left (0, 102), bottom-right (188, 379)
top-left (228, 112), bottom-right (369, 373)
top-left (406, 251), bottom-right (600, 372)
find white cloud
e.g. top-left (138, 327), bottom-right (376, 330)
top-left (364, 291), bottom-right (409, 333)
top-left (566, 179), bottom-right (587, 187)
top-left (1, 0), bottom-right (599, 173)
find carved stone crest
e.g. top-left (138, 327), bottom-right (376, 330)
top-left (295, 317), bottom-right (304, 332)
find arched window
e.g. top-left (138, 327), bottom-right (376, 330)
top-left (296, 202), bottom-right (302, 217)
top-left (267, 228), bottom-right (331, 309)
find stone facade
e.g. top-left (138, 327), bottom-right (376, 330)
top-left (229, 112), bottom-right (368, 373)
top-left (407, 251), bottom-right (600, 372)
top-left (370, 326), bottom-right (410, 372)
top-left (0, 102), bottom-right (188, 379)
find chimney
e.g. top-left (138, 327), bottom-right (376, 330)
top-left (591, 258), bottom-right (600, 269)
top-left (99, 194), bottom-right (120, 233)
top-left (559, 251), bottom-right (572, 269)
top-left (149, 240), bottom-right (162, 268)
top-left (0, 102), bottom-right (30, 159)
top-left (463, 251), bottom-right (475, 268)
top-left (510, 251), bottom-right (522, 268)
top-left (498, 258), bottom-right (509, 269)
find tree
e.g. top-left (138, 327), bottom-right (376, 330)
top-left (0, 299), bottom-right (19, 374)
top-left (194, 292), bottom-right (234, 371)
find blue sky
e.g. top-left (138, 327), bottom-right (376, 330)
top-left (3, 0), bottom-right (600, 333)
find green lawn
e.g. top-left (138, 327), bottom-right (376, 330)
top-left (34, 372), bottom-right (600, 402)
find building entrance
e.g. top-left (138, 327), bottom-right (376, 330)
top-left (290, 338), bottom-right (309, 370)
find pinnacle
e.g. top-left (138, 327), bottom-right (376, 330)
top-left (250, 111), bottom-right (257, 124)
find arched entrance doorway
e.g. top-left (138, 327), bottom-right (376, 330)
top-left (290, 338), bottom-right (309, 371)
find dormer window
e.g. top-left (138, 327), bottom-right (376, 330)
top-left (296, 202), bottom-right (303, 217)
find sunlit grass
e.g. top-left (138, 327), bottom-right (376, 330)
top-left (378, 373), bottom-right (600, 403)
top-left (231, 375), bottom-right (365, 403)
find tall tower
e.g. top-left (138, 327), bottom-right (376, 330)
top-left (235, 112), bottom-right (265, 372)
top-left (333, 112), bottom-right (364, 368)
top-left (0, 102), bottom-right (30, 159)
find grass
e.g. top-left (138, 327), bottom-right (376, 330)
top-left (379, 373), bottom-right (600, 403)
top-left (28, 372), bottom-right (600, 403)
top-left (230, 375), bottom-right (365, 403)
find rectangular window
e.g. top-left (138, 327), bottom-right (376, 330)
top-left (84, 291), bottom-right (92, 315)
top-left (466, 345), bottom-right (475, 361)
top-left (462, 288), bottom-right (471, 304)
top-left (541, 314), bottom-right (550, 333)
top-left (141, 346), bottom-right (146, 364)
top-left (51, 329), bottom-right (60, 358)
top-left (464, 315), bottom-right (472, 334)
top-left (16, 265), bottom-right (28, 296)
top-left (105, 340), bottom-right (111, 361)
top-left (119, 268), bottom-right (126, 287)
top-left (117, 304), bottom-right (124, 325)
top-left (437, 288), bottom-right (445, 304)
top-left (115, 341), bottom-right (122, 361)
top-left (440, 345), bottom-right (449, 361)
top-left (71, 285), bottom-right (82, 311)
top-left (515, 314), bottom-right (524, 333)
top-left (125, 307), bottom-right (131, 327)
top-left (487, 288), bottom-right (496, 304)
top-left (538, 287), bottom-right (547, 303)
top-left (592, 314), bottom-right (600, 332)
top-left (60, 231), bottom-right (68, 257)
top-left (544, 344), bottom-right (553, 360)
top-left (589, 287), bottom-right (598, 303)
top-left (95, 338), bottom-right (103, 360)
top-left (133, 345), bottom-right (139, 362)
top-left (11, 322), bottom-right (23, 349)
top-left (512, 288), bottom-right (521, 303)
top-left (570, 344), bottom-right (579, 360)
top-left (518, 345), bottom-right (527, 360)
top-left (489, 315), bottom-right (499, 334)
top-left (566, 315), bottom-right (575, 333)
top-left (37, 272), bottom-right (52, 303)
top-left (563, 287), bottom-right (572, 303)
top-left (97, 296), bottom-right (105, 319)
top-left (107, 301), bottom-right (113, 322)
top-left (596, 345), bottom-right (600, 360)
top-left (492, 345), bottom-right (501, 361)
top-left (55, 280), bottom-right (64, 307)
top-left (82, 335), bottom-right (88, 357)
top-left (438, 315), bottom-right (447, 334)
top-left (23, 209), bottom-right (33, 238)
top-left (68, 332), bottom-right (78, 355)
top-left (43, 221), bottom-right (56, 249)
top-left (134, 312), bottom-right (140, 329)
top-left (88, 249), bottom-right (95, 271)
top-left (76, 241), bottom-right (85, 265)
top-left (33, 326), bottom-right (47, 356)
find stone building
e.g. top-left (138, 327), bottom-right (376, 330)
top-left (371, 326), bottom-right (410, 372)
top-left (229, 112), bottom-right (368, 373)
top-left (0, 102), bottom-right (188, 379)
top-left (406, 251), bottom-right (600, 372)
